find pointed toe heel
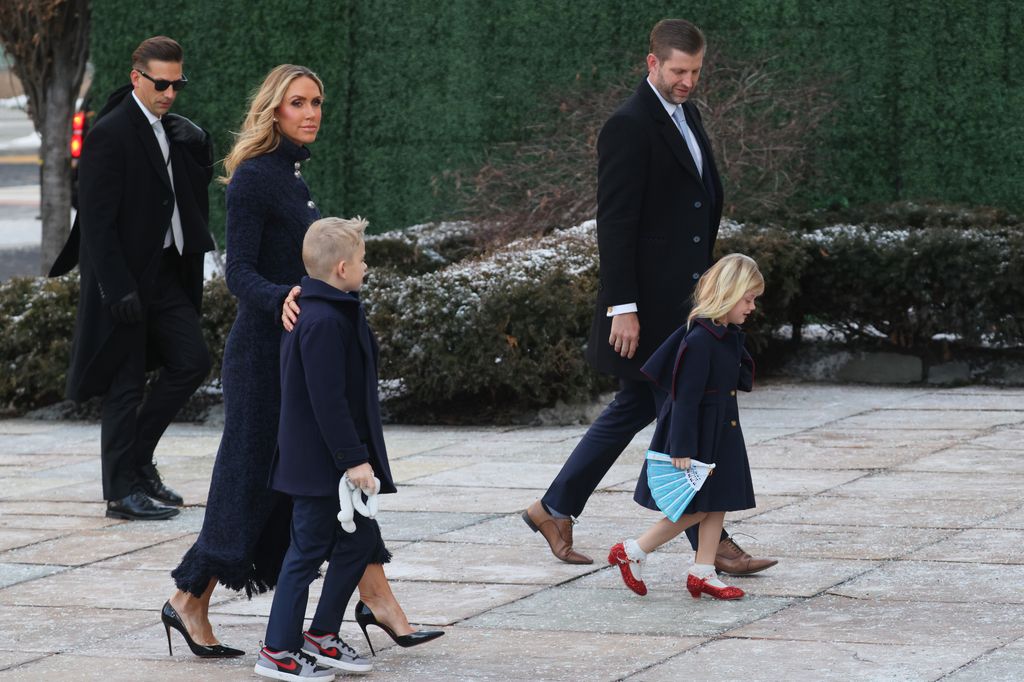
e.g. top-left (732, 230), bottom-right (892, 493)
top-left (161, 601), bottom-right (245, 658)
top-left (354, 600), bottom-right (444, 656)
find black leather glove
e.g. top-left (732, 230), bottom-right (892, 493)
top-left (162, 113), bottom-right (213, 165)
top-left (109, 291), bottom-right (143, 325)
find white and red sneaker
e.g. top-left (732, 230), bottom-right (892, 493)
top-left (302, 631), bottom-right (372, 673)
top-left (254, 645), bottom-right (335, 681)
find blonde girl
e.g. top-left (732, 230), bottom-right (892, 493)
top-left (609, 253), bottom-right (765, 600)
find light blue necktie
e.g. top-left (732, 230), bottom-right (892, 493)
top-left (672, 107), bottom-right (703, 178)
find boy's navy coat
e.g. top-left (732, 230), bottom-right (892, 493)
top-left (634, 319), bottom-right (756, 513)
top-left (271, 276), bottom-right (396, 497)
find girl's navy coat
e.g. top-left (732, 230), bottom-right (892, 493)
top-left (633, 318), bottom-right (756, 513)
top-left (270, 276), bottom-right (396, 497)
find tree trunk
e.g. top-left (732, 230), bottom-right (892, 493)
top-left (39, 71), bottom-right (74, 275)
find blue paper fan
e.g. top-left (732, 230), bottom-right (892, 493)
top-left (645, 450), bottom-right (715, 522)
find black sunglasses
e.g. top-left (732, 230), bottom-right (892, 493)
top-left (138, 71), bottom-right (188, 92)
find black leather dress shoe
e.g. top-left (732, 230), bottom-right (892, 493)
top-left (106, 491), bottom-right (180, 521)
top-left (136, 467), bottom-right (184, 506)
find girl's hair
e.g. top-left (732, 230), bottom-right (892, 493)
top-left (688, 253), bottom-right (764, 326)
top-left (220, 64), bottom-right (324, 183)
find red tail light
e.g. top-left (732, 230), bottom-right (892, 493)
top-left (70, 110), bottom-right (86, 158)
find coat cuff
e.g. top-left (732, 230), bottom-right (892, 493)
top-left (333, 444), bottom-right (370, 471)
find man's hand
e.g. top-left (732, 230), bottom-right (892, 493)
top-left (346, 462), bottom-right (375, 492)
top-left (671, 457), bottom-right (692, 470)
top-left (109, 291), bottom-right (143, 325)
top-left (609, 312), bottom-right (639, 358)
top-left (162, 113), bottom-right (212, 163)
top-left (281, 285), bottom-right (301, 331)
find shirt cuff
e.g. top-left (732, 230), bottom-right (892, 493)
top-left (606, 303), bottom-right (638, 317)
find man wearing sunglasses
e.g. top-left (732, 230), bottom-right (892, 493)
top-left (52, 35), bottom-right (216, 521)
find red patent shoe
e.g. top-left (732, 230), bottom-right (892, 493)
top-left (608, 542), bottom-right (647, 596)
top-left (686, 573), bottom-right (744, 600)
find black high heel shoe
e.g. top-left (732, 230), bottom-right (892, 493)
top-left (161, 601), bottom-right (245, 658)
top-left (354, 600), bottom-right (444, 656)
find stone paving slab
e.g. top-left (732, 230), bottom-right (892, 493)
top-left (464, 585), bottom-right (793, 637)
top-left (979, 504), bottom-right (1024, 529)
top-left (2, 382), bottom-right (1023, 680)
top-left (829, 470), bottom-right (1024, 501)
top-left (829, 560), bottom-right (1024, 603)
top-left (630, 638), bottom-right (988, 682)
top-left (895, 445), bottom-right (1024, 474)
top-left (383, 542), bottom-right (603, 585)
top-left (943, 637), bottom-right (1024, 682)
top-left (723, 520), bottom-right (956, 560)
top-left (749, 441), bottom-right (927, 470)
top-left (752, 494), bottom-right (1021, 529)
top-left (906, 528), bottom-right (1024, 563)
top-left (379, 628), bottom-right (703, 682)
top-left (731, 594), bottom-right (1024, 647)
top-left (571, 552), bottom-right (876, 598)
top-left (835, 408), bottom-right (1023, 430)
top-left (966, 427), bottom-right (1024, 450)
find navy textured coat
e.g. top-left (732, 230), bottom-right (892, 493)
top-left (633, 319), bottom-right (756, 513)
top-left (172, 138), bottom-right (320, 597)
top-left (270, 276), bottom-right (396, 497)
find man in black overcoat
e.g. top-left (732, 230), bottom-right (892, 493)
top-left (523, 19), bottom-right (776, 574)
top-left (51, 36), bottom-right (216, 520)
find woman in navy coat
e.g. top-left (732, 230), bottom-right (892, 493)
top-left (162, 65), bottom-right (418, 658)
top-left (608, 254), bottom-right (764, 601)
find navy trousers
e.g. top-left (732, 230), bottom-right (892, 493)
top-left (100, 248), bottom-right (210, 500)
top-left (265, 495), bottom-right (377, 652)
top-left (541, 378), bottom-right (726, 550)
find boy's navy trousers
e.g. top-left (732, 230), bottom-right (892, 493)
top-left (265, 495), bottom-right (377, 651)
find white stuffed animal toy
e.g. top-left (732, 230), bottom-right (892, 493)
top-left (337, 473), bottom-right (380, 533)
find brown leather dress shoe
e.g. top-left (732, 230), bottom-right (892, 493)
top-left (522, 500), bottom-right (593, 564)
top-left (714, 536), bottom-right (778, 575)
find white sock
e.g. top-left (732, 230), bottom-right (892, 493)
top-left (689, 563), bottom-right (727, 588)
top-left (624, 538), bottom-right (647, 562)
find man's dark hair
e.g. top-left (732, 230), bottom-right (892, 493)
top-left (131, 36), bottom-right (183, 70)
top-left (649, 19), bottom-right (705, 60)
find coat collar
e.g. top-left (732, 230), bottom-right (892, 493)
top-left (120, 93), bottom-right (173, 190)
top-left (635, 79), bottom-right (705, 186)
top-left (693, 317), bottom-right (745, 340)
top-left (298, 275), bottom-right (361, 305)
top-left (272, 135), bottom-right (312, 164)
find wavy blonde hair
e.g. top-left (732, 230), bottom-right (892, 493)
top-left (220, 64), bottom-right (324, 183)
top-left (688, 253), bottom-right (764, 327)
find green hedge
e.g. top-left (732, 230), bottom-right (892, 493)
top-left (90, 0), bottom-right (1024, 242)
top-left (5, 212), bottom-right (1022, 416)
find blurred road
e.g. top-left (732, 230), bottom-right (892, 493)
top-left (0, 105), bottom-right (42, 280)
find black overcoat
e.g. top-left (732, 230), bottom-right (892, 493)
top-left (633, 319), bottom-right (756, 513)
top-left (270, 277), bottom-right (396, 497)
top-left (55, 90), bottom-right (215, 400)
top-left (586, 80), bottom-right (724, 381)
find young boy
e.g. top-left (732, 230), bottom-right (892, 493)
top-left (255, 217), bottom-right (396, 681)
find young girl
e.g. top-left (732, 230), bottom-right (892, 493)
top-left (608, 253), bottom-right (763, 600)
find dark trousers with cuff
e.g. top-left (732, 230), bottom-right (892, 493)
top-left (265, 494), bottom-right (378, 652)
top-left (100, 248), bottom-right (210, 500)
top-left (541, 378), bottom-right (727, 550)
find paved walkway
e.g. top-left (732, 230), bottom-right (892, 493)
top-left (2, 382), bottom-right (1023, 681)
